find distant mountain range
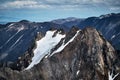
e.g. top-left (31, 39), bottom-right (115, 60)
top-left (51, 17), bottom-right (84, 28)
top-left (51, 13), bottom-right (120, 50)
top-left (0, 13), bottom-right (120, 80)
top-left (0, 13), bottom-right (120, 62)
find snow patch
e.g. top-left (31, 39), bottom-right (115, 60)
top-left (99, 13), bottom-right (113, 19)
top-left (10, 35), bottom-right (24, 49)
top-left (25, 30), bottom-right (65, 70)
top-left (7, 24), bottom-right (25, 31)
top-left (51, 30), bottom-right (80, 56)
top-left (109, 71), bottom-right (119, 80)
top-left (111, 35), bottom-right (115, 40)
top-left (8, 23), bottom-right (14, 27)
top-left (76, 70), bottom-right (80, 75)
top-left (17, 25), bottom-right (25, 32)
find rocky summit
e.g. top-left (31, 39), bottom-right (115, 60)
top-left (0, 27), bottom-right (120, 80)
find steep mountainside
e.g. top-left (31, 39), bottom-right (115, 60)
top-left (52, 13), bottom-right (120, 50)
top-left (0, 13), bottom-right (120, 62)
top-left (77, 13), bottom-right (120, 50)
top-left (0, 27), bottom-right (119, 80)
top-left (0, 20), bottom-right (68, 62)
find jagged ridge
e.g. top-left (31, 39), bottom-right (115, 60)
top-left (0, 27), bottom-right (120, 80)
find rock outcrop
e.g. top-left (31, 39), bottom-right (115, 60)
top-left (0, 27), bottom-right (120, 80)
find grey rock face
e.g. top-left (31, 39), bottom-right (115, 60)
top-left (0, 27), bottom-right (120, 80)
top-left (52, 13), bottom-right (120, 50)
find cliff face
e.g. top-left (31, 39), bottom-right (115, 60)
top-left (52, 13), bottom-right (120, 50)
top-left (0, 27), bottom-right (120, 80)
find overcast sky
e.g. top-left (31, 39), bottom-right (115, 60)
top-left (0, 0), bottom-right (120, 23)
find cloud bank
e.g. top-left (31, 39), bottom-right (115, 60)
top-left (0, 0), bottom-right (120, 10)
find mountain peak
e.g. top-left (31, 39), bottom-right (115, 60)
top-left (70, 26), bottom-right (79, 32)
top-left (19, 20), bottom-right (30, 23)
top-left (0, 27), bottom-right (119, 80)
top-left (99, 13), bottom-right (118, 19)
top-left (0, 13), bottom-right (120, 80)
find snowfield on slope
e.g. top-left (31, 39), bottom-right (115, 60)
top-left (25, 30), bottom-right (65, 70)
top-left (109, 71), bottom-right (119, 80)
top-left (51, 30), bottom-right (80, 56)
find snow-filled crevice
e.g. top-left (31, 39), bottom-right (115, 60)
top-left (0, 30), bottom-right (21, 49)
top-left (109, 71), bottom-right (119, 80)
top-left (51, 30), bottom-right (80, 56)
top-left (25, 30), bottom-right (65, 70)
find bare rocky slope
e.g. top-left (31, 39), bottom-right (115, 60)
top-left (52, 13), bottom-right (120, 50)
top-left (0, 27), bottom-right (120, 80)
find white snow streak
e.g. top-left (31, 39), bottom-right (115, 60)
top-left (76, 70), bottom-right (80, 75)
top-left (111, 35), bottom-right (115, 40)
top-left (0, 30), bottom-right (20, 49)
top-left (0, 25), bottom-right (24, 49)
top-left (10, 34), bottom-right (24, 49)
top-left (109, 71), bottom-right (119, 80)
top-left (51, 30), bottom-right (80, 56)
top-left (25, 30), bottom-right (65, 70)
top-left (17, 25), bottom-right (25, 32)
top-left (99, 13), bottom-right (113, 19)
top-left (8, 23), bottom-right (14, 27)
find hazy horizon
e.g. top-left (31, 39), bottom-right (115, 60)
top-left (0, 0), bottom-right (120, 23)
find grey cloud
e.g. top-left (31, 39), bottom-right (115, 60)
top-left (0, 0), bottom-right (51, 9)
top-left (0, 0), bottom-right (120, 10)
